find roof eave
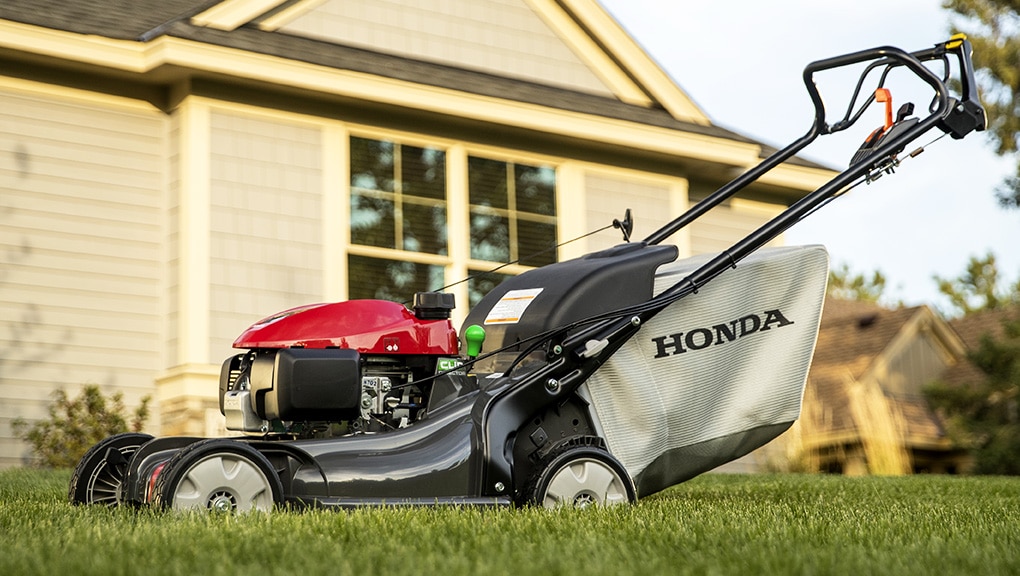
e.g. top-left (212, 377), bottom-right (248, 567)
top-left (0, 17), bottom-right (834, 194)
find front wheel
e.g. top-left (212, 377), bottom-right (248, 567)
top-left (68, 432), bottom-right (154, 506)
top-left (524, 438), bottom-right (636, 509)
top-left (152, 439), bottom-right (282, 513)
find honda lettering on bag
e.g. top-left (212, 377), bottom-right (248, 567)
top-left (650, 309), bottom-right (794, 358)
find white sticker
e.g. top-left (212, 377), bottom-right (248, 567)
top-left (483, 288), bottom-right (544, 325)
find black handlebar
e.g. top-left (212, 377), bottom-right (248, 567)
top-left (803, 44), bottom-right (950, 136)
top-left (481, 38), bottom-right (987, 493)
top-left (643, 36), bottom-right (985, 247)
top-left (555, 36), bottom-right (987, 376)
top-left (499, 39), bottom-right (987, 377)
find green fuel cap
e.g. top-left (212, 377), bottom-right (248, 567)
top-left (464, 324), bottom-right (486, 359)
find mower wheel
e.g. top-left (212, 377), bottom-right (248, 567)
top-left (152, 439), bottom-right (282, 513)
top-left (68, 432), bottom-right (154, 506)
top-left (525, 438), bottom-right (636, 509)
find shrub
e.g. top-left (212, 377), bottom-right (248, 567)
top-left (12, 384), bottom-right (150, 468)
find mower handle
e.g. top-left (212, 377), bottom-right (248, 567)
top-left (551, 37), bottom-right (986, 373)
top-left (642, 36), bottom-right (985, 246)
top-left (481, 38), bottom-right (985, 494)
top-left (519, 38), bottom-right (987, 369)
top-left (802, 44), bottom-right (949, 137)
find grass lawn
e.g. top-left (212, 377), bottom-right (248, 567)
top-left (0, 468), bottom-right (1017, 575)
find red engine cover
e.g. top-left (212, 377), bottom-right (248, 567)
top-left (233, 300), bottom-right (460, 355)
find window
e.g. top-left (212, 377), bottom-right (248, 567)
top-left (466, 156), bottom-right (556, 307)
top-left (347, 254), bottom-right (445, 302)
top-left (346, 136), bottom-right (557, 306)
top-left (348, 136), bottom-right (449, 302)
top-left (468, 157), bottom-right (557, 267)
top-left (350, 137), bottom-right (447, 254)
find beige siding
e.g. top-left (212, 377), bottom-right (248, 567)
top-left (883, 335), bottom-right (951, 397)
top-left (688, 198), bottom-right (783, 255)
top-left (280, 0), bottom-right (614, 96)
top-left (165, 113), bottom-right (181, 368)
top-left (0, 86), bottom-right (164, 467)
top-left (208, 110), bottom-right (324, 363)
top-left (583, 171), bottom-right (677, 252)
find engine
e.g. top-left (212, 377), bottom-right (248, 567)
top-left (218, 292), bottom-right (471, 437)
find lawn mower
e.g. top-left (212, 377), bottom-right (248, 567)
top-left (69, 37), bottom-right (985, 512)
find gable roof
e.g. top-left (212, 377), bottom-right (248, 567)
top-left (812, 299), bottom-right (921, 380)
top-left (806, 300), bottom-right (920, 438)
top-left (0, 0), bottom-right (707, 119)
top-left (0, 0), bottom-right (831, 182)
top-left (806, 298), bottom-right (966, 448)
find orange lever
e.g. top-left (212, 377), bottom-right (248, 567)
top-left (875, 88), bottom-right (893, 130)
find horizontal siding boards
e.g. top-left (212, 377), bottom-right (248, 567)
top-left (0, 436), bottom-right (32, 468)
top-left (4, 175), bottom-right (160, 218)
top-left (584, 172), bottom-right (673, 253)
top-left (282, 0), bottom-right (613, 96)
top-left (1, 213), bottom-right (159, 262)
top-left (0, 299), bottom-right (157, 340)
top-left (0, 87), bottom-right (163, 467)
top-left (208, 110), bottom-right (324, 363)
top-left (688, 199), bottom-right (783, 256)
top-left (1, 364), bottom-right (159, 396)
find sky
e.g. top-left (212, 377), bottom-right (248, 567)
top-left (599, 0), bottom-right (1019, 310)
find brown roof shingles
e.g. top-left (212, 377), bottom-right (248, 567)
top-left (942, 306), bottom-right (1020, 389)
top-left (0, 0), bottom-right (215, 40)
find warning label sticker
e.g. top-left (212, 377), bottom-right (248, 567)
top-left (483, 288), bottom-right (543, 325)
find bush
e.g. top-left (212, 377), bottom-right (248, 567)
top-left (12, 384), bottom-right (150, 468)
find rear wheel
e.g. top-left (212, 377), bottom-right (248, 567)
top-left (525, 438), bottom-right (636, 509)
top-left (68, 432), bottom-right (153, 506)
top-left (152, 439), bottom-right (282, 513)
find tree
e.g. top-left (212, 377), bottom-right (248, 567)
top-left (934, 251), bottom-right (1020, 316)
top-left (12, 384), bottom-right (150, 468)
top-left (926, 252), bottom-right (1020, 474)
top-left (944, 0), bottom-right (1020, 208)
top-left (827, 262), bottom-right (887, 302)
top-left (926, 311), bottom-right (1020, 474)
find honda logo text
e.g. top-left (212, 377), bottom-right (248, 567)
top-left (651, 309), bottom-right (794, 358)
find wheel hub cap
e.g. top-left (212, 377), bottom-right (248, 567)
top-left (209, 491), bottom-right (237, 512)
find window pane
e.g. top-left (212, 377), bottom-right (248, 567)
top-left (468, 156), bottom-right (508, 209)
top-left (403, 200), bottom-right (447, 255)
top-left (468, 271), bottom-right (511, 308)
top-left (515, 164), bottom-right (556, 216)
top-left (350, 194), bottom-right (395, 249)
top-left (470, 210), bottom-right (510, 262)
top-left (402, 145), bottom-right (446, 200)
top-left (468, 156), bottom-right (557, 266)
top-left (350, 137), bottom-right (448, 255)
top-left (350, 137), bottom-right (394, 192)
top-left (517, 219), bottom-right (557, 267)
top-left (348, 254), bottom-right (444, 302)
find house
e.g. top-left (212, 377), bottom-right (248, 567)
top-left (773, 298), bottom-right (972, 475)
top-left (0, 0), bottom-right (832, 467)
top-left (942, 305), bottom-right (1018, 388)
